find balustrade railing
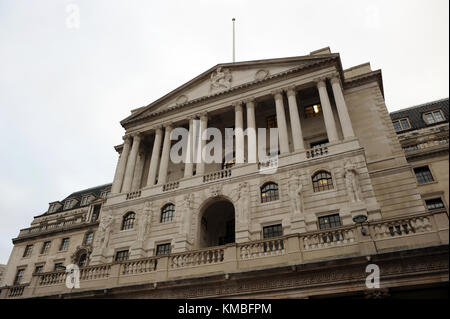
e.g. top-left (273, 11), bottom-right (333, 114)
top-left (79, 265), bottom-right (111, 280)
top-left (121, 258), bottom-right (157, 275)
top-left (20, 214), bottom-right (87, 237)
top-left (170, 247), bottom-right (225, 268)
top-left (126, 190), bottom-right (141, 200)
top-left (306, 146), bottom-right (328, 159)
top-left (38, 271), bottom-right (67, 286)
top-left (371, 214), bottom-right (433, 239)
top-left (239, 238), bottom-right (286, 259)
top-left (203, 169), bottom-right (232, 183)
top-left (8, 284), bottom-right (27, 297)
top-left (301, 226), bottom-right (356, 250)
top-left (162, 182), bottom-right (179, 192)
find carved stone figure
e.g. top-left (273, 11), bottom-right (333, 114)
top-left (180, 193), bottom-right (195, 235)
top-left (344, 160), bottom-right (362, 202)
top-left (137, 202), bottom-right (153, 242)
top-left (236, 182), bottom-right (250, 225)
top-left (288, 174), bottom-right (303, 217)
top-left (98, 214), bottom-right (115, 249)
top-left (210, 67), bottom-right (232, 91)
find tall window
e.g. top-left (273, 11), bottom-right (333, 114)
top-left (115, 250), bottom-right (129, 262)
top-left (392, 118), bottom-right (411, 132)
top-left (23, 245), bottom-right (33, 258)
top-left (304, 104), bottom-right (321, 118)
top-left (41, 241), bottom-right (51, 255)
top-left (48, 204), bottom-right (59, 214)
top-left (59, 238), bottom-right (70, 251)
top-left (34, 265), bottom-right (44, 274)
top-left (260, 182), bottom-right (279, 203)
top-left (121, 212), bottom-right (136, 230)
top-left (318, 214), bottom-right (342, 230)
top-left (312, 171), bottom-right (334, 192)
top-left (14, 269), bottom-right (25, 285)
top-left (425, 198), bottom-right (445, 211)
top-left (424, 110), bottom-right (445, 124)
top-left (156, 243), bottom-right (171, 256)
top-left (84, 232), bottom-right (94, 245)
top-left (161, 204), bottom-right (175, 223)
top-left (414, 166), bottom-right (434, 184)
top-left (91, 204), bottom-right (101, 222)
top-left (263, 224), bottom-right (283, 239)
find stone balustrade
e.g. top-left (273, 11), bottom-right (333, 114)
top-left (121, 258), bottom-right (157, 275)
top-left (203, 169), bottom-right (232, 183)
top-left (126, 190), bottom-right (141, 200)
top-left (306, 146), bottom-right (328, 159)
top-left (170, 247), bottom-right (225, 268)
top-left (3, 210), bottom-right (447, 299)
top-left (239, 238), bottom-right (286, 259)
top-left (162, 181), bottom-right (179, 192)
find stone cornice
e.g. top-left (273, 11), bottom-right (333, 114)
top-left (343, 69), bottom-right (384, 97)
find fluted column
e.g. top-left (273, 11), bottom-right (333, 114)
top-left (330, 75), bottom-right (355, 139)
top-left (196, 113), bottom-right (208, 175)
top-left (184, 117), bottom-right (194, 178)
top-left (245, 98), bottom-right (257, 163)
top-left (131, 151), bottom-right (146, 191)
top-left (286, 87), bottom-right (305, 151)
top-left (111, 136), bottom-right (132, 194)
top-left (273, 90), bottom-right (290, 154)
top-left (316, 78), bottom-right (339, 143)
top-left (157, 124), bottom-right (173, 185)
top-left (146, 127), bottom-right (163, 187)
top-left (235, 102), bottom-right (244, 164)
top-left (122, 133), bottom-right (142, 193)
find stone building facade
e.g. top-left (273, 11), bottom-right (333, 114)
top-left (1, 48), bottom-right (448, 299)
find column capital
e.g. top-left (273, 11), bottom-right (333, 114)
top-left (187, 115), bottom-right (197, 121)
top-left (199, 112), bottom-right (208, 120)
top-left (315, 77), bottom-right (327, 88)
top-left (122, 135), bottom-right (132, 144)
top-left (234, 102), bottom-right (243, 111)
top-left (271, 89), bottom-right (284, 99)
top-left (329, 73), bottom-right (342, 85)
top-left (244, 97), bottom-right (256, 105)
top-left (285, 86), bottom-right (297, 97)
top-left (131, 132), bottom-right (142, 139)
top-left (162, 122), bottom-right (174, 129)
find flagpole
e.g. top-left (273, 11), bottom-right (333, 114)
top-left (232, 18), bottom-right (235, 63)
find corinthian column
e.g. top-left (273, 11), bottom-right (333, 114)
top-left (111, 136), bottom-right (132, 194)
top-left (196, 113), bottom-right (208, 175)
top-left (286, 87), bottom-right (305, 151)
top-left (184, 117), bottom-right (194, 178)
top-left (157, 124), bottom-right (173, 185)
top-left (245, 98), bottom-right (257, 163)
top-left (131, 151), bottom-right (146, 191)
top-left (146, 127), bottom-right (163, 187)
top-left (235, 102), bottom-right (244, 164)
top-left (330, 75), bottom-right (355, 139)
top-left (316, 78), bottom-right (339, 143)
top-left (122, 133), bottom-right (142, 193)
top-left (273, 90), bottom-right (290, 154)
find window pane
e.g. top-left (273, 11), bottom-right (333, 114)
top-left (393, 121), bottom-right (401, 132)
top-left (425, 198), bottom-right (445, 210)
top-left (318, 214), bottom-right (342, 230)
top-left (115, 250), bottom-right (129, 262)
top-left (433, 111), bottom-right (444, 122)
top-left (161, 204), bottom-right (175, 223)
top-left (156, 243), bottom-right (171, 256)
top-left (261, 183), bottom-right (279, 203)
top-left (263, 224), bottom-right (283, 239)
top-left (122, 212), bottom-right (136, 230)
top-left (414, 166), bottom-right (434, 184)
top-left (425, 113), bottom-right (435, 124)
top-left (312, 171), bottom-right (333, 192)
top-left (400, 119), bottom-right (410, 129)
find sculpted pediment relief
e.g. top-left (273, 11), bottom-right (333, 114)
top-left (122, 54), bottom-right (337, 126)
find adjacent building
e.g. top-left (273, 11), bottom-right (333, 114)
top-left (1, 47), bottom-right (448, 299)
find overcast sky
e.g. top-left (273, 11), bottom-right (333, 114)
top-left (0, 0), bottom-right (448, 264)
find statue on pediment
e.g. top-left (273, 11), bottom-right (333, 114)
top-left (210, 67), bottom-right (232, 91)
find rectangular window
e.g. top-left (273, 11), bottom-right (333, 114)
top-left (425, 198), bottom-right (445, 211)
top-left (318, 214), bottom-right (342, 230)
top-left (91, 204), bottom-right (101, 222)
top-left (14, 269), bottom-right (25, 285)
top-left (266, 115), bottom-right (277, 129)
top-left (424, 110), bottom-right (445, 124)
top-left (59, 238), bottom-right (70, 251)
top-left (392, 118), bottom-right (411, 132)
top-left (34, 265), bottom-right (44, 274)
top-left (41, 241), bottom-right (51, 255)
top-left (81, 196), bottom-right (91, 206)
top-left (54, 263), bottom-right (64, 271)
top-left (100, 190), bottom-right (110, 199)
top-left (63, 199), bottom-right (73, 210)
top-left (304, 104), bottom-right (321, 118)
top-left (156, 243), bottom-right (171, 256)
top-left (115, 250), bottom-right (129, 262)
top-left (23, 245), bottom-right (33, 258)
top-left (263, 224), bottom-right (283, 239)
top-left (414, 166), bottom-right (434, 184)
top-left (84, 232), bottom-right (94, 245)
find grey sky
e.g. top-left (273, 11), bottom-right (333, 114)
top-left (0, 0), bottom-right (448, 263)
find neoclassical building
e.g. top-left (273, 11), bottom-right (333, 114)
top-left (1, 48), bottom-right (448, 299)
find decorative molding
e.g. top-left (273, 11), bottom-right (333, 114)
top-left (254, 69), bottom-right (269, 81)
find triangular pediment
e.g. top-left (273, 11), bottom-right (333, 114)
top-left (121, 53), bottom-right (339, 127)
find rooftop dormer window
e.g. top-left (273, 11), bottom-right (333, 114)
top-left (100, 190), bottom-right (110, 199)
top-left (393, 118), bottom-right (411, 132)
top-left (48, 203), bottom-right (59, 214)
top-left (63, 199), bottom-right (74, 210)
top-left (81, 196), bottom-right (92, 206)
top-left (423, 110), bottom-right (445, 125)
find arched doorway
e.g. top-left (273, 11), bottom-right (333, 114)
top-left (199, 199), bottom-right (235, 248)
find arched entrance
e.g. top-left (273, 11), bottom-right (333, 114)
top-left (199, 199), bottom-right (235, 248)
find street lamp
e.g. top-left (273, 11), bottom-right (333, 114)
top-left (353, 214), bottom-right (368, 236)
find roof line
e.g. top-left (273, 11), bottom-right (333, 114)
top-left (390, 97), bottom-right (449, 114)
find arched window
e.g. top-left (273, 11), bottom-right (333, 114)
top-left (260, 182), bottom-right (279, 203)
top-left (77, 253), bottom-right (87, 267)
top-left (161, 204), bottom-right (175, 223)
top-left (121, 212), bottom-right (136, 230)
top-left (312, 171), bottom-right (334, 192)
